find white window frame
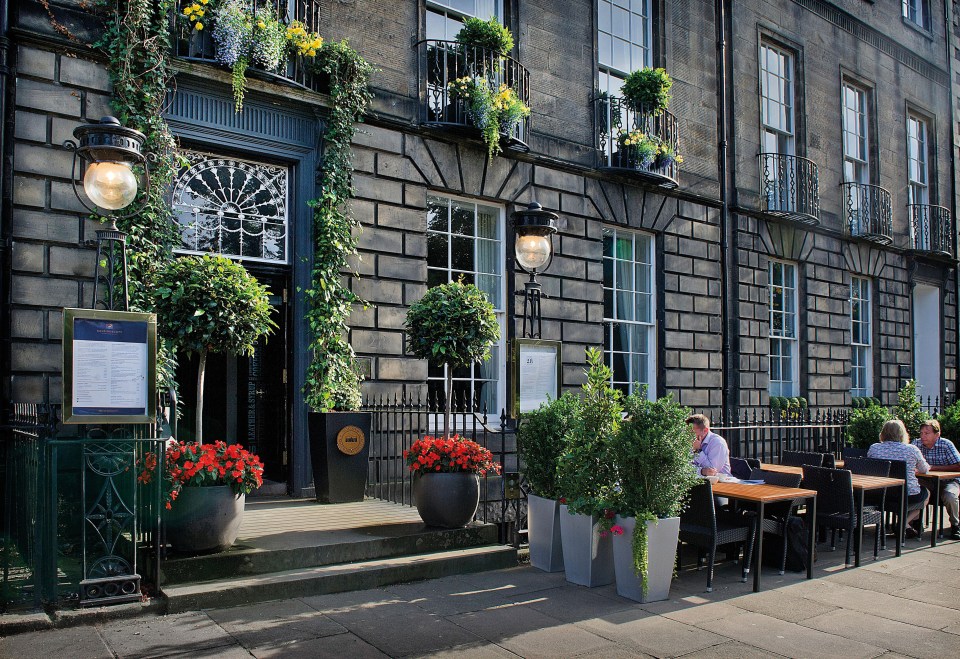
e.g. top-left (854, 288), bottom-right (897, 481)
top-left (907, 113), bottom-right (929, 207)
top-left (903, 0), bottom-right (929, 30)
top-left (425, 193), bottom-right (506, 418)
top-left (426, 1), bottom-right (504, 41)
top-left (602, 227), bottom-right (657, 398)
top-left (841, 82), bottom-right (870, 186)
top-left (597, 0), bottom-right (653, 96)
top-left (768, 260), bottom-right (799, 398)
top-left (850, 276), bottom-right (873, 398)
top-left (759, 42), bottom-right (795, 156)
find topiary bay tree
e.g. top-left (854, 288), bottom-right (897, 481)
top-left (153, 254), bottom-right (276, 442)
top-left (405, 279), bottom-right (501, 439)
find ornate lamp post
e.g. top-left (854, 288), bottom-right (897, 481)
top-left (64, 116), bottom-right (149, 311)
top-left (512, 202), bottom-right (559, 338)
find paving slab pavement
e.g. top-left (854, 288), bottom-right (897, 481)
top-left (3, 539), bottom-right (960, 658)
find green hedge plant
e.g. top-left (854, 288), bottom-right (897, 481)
top-left (937, 399), bottom-right (960, 442)
top-left (405, 280), bottom-right (500, 439)
top-left (622, 67), bottom-right (672, 114)
top-left (517, 393), bottom-right (581, 501)
top-left (455, 16), bottom-right (514, 56)
top-left (846, 401), bottom-right (894, 449)
top-left (895, 379), bottom-right (926, 440)
top-left (154, 255), bottom-right (276, 442)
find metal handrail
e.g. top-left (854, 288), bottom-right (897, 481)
top-left (594, 95), bottom-right (680, 185)
top-left (757, 153), bottom-right (820, 224)
top-left (841, 182), bottom-right (893, 243)
top-left (908, 203), bottom-right (955, 257)
top-left (416, 39), bottom-right (531, 145)
top-left (169, 1), bottom-right (324, 92)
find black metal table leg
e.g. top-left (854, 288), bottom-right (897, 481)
top-left (896, 483), bottom-right (904, 557)
top-left (854, 488), bottom-right (864, 567)
top-left (807, 495), bottom-right (816, 580)
top-left (930, 478), bottom-right (941, 548)
top-left (753, 500), bottom-right (764, 593)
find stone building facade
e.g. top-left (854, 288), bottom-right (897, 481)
top-left (1, 0), bottom-right (957, 493)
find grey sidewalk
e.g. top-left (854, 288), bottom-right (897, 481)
top-left (3, 537), bottom-right (960, 659)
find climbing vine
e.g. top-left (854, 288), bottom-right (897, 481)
top-left (97, 0), bottom-right (182, 388)
top-left (302, 41), bottom-right (375, 412)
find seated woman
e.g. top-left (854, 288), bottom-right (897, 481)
top-left (867, 419), bottom-right (931, 537)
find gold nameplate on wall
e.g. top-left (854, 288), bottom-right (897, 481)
top-left (336, 425), bottom-right (366, 456)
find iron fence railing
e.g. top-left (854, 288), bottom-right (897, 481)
top-left (842, 182), bottom-right (893, 244)
top-left (595, 95), bottom-right (680, 186)
top-left (362, 392), bottom-right (523, 545)
top-left (169, 1), bottom-right (324, 92)
top-left (909, 204), bottom-right (955, 257)
top-left (1, 404), bottom-right (168, 611)
top-left (711, 408), bottom-right (850, 463)
top-left (417, 39), bottom-right (531, 148)
top-left (758, 153), bottom-right (820, 224)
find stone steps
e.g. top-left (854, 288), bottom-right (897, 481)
top-left (162, 544), bottom-right (518, 613)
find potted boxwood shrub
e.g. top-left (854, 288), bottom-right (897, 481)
top-left (555, 348), bottom-right (622, 587)
top-left (608, 391), bottom-right (700, 602)
top-left (405, 279), bottom-right (501, 527)
top-left (621, 67), bottom-right (673, 115)
top-left (456, 16), bottom-right (514, 57)
top-left (517, 392), bottom-right (581, 572)
top-left (153, 254), bottom-right (276, 444)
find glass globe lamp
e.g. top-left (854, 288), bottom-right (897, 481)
top-left (83, 161), bottom-right (138, 210)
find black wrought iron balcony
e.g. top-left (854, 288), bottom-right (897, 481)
top-left (841, 182), bottom-right (893, 245)
top-left (417, 40), bottom-right (530, 151)
top-left (170, 1), bottom-right (324, 92)
top-left (594, 95), bottom-right (680, 187)
top-left (909, 204), bottom-right (955, 258)
top-left (757, 154), bottom-right (820, 225)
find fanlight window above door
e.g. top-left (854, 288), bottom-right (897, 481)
top-left (172, 150), bottom-right (289, 264)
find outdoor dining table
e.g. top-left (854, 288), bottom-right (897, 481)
top-left (916, 470), bottom-right (960, 547)
top-left (711, 480), bottom-right (817, 593)
top-left (760, 463), bottom-right (906, 565)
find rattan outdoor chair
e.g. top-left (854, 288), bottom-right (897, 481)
top-left (746, 468), bottom-right (804, 574)
top-left (782, 450), bottom-right (826, 467)
top-left (839, 456), bottom-right (890, 549)
top-left (678, 480), bottom-right (757, 592)
top-left (731, 457), bottom-right (760, 480)
top-left (802, 465), bottom-right (883, 566)
top-left (841, 446), bottom-right (869, 460)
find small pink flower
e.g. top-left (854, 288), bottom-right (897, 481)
top-left (610, 525), bottom-right (625, 536)
top-left (599, 531), bottom-right (609, 538)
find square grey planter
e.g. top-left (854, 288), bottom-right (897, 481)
top-left (611, 515), bottom-right (681, 603)
top-left (528, 494), bottom-right (564, 572)
top-left (558, 504), bottom-right (614, 587)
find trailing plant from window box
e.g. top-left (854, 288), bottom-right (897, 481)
top-left (153, 255), bottom-right (276, 442)
top-left (618, 129), bottom-right (659, 168)
top-left (405, 279), bottom-right (501, 439)
top-left (301, 39), bottom-right (374, 413)
top-left (455, 16), bottom-right (514, 56)
top-left (448, 75), bottom-right (530, 160)
top-left (622, 67), bottom-right (672, 115)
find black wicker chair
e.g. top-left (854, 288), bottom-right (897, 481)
top-left (840, 457), bottom-right (890, 549)
top-left (802, 465), bottom-right (884, 566)
top-left (821, 453), bottom-right (836, 468)
top-left (886, 459), bottom-right (927, 542)
top-left (782, 450), bottom-right (826, 467)
top-left (678, 480), bottom-right (757, 592)
top-left (841, 446), bottom-right (869, 460)
top-left (747, 468), bottom-right (804, 574)
top-left (731, 457), bottom-right (761, 480)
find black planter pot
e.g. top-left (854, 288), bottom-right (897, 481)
top-left (413, 472), bottom-right (480, 528)
top-left (308, 411), bottom-right (372, 503)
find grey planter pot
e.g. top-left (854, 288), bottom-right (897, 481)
top-left (558, 504), bottom-right (614, 587)
top-left (528, 494), bottom-right (564, 572)
top-left (164, 485), bottom-right (245, 554)
top-left (612, 515), bottom-right (681, 603)
top-left (413, 472), bottom-right (480, 528)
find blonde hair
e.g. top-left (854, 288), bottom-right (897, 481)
top-left (879, 419), bottom-right (909, 444)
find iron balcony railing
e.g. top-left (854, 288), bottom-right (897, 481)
top-left (841, 182), bottom-right (893, 244)
top-left (758, 153), bottom-right (820, 225)
top-left (909, 204), bottom-right (955, 258)
top-left (417, 39), bottom-right (531, 149)
top-left (170, 1), bottom-right (324, 92)
top-left (595, 95), bottom-right (680, 186)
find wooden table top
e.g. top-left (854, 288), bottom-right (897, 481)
top-left (758, 463), bottom-right (904, 491)
top-left (712, 480), bottom-right (817, 503)
top-left (917, 470), bottom-right (960, 480)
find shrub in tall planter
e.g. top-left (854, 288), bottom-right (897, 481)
top-left (895, 379), bottom-right (926, 440)
top-left (621, 67), bottom-right (672, 114)
top-left (846, 402), bottom-right (893, 449)
top-left (937, 400), bottom-right (960, 444)
top-left (608, 392), bottom-right (700, 602)
top-left (153, 254), bottom-right (276, 443)
top-left (455, 16), bottom-right (514, 56)
top-left (517, 393), bottom-right (580, 572)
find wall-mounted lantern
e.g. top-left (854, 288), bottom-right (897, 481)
top-left (512, 202), bottom-right (559, 338)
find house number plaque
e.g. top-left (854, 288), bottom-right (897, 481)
top-left (336, 425), bottom-right (366, 456)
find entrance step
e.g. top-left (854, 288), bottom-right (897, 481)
top-left (162, 544), bottom-right (518, 612)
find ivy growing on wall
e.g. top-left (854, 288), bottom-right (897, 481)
top-left (302, 42), bottom-right (375, 412)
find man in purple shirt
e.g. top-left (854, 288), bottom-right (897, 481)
top-left (687, 414), bottom-right (732, 477)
